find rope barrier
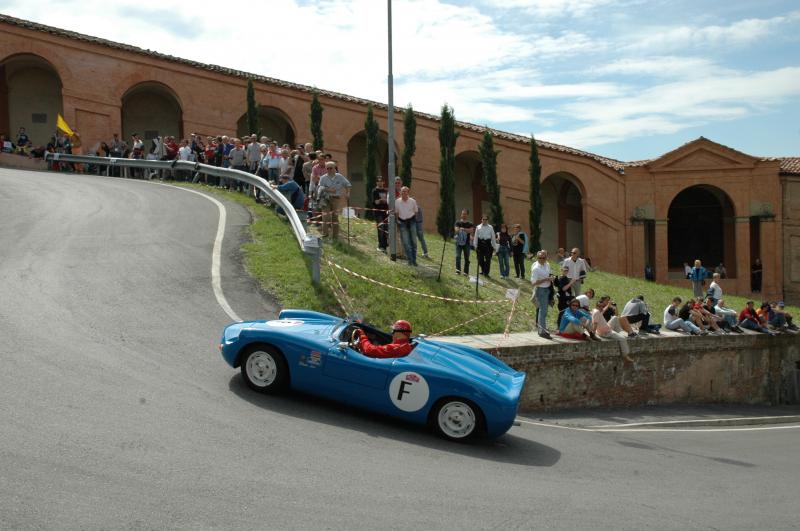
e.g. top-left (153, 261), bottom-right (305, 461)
top-left (427, 306), bottom-right (509, 337)
top-left (326, 261), bottom-right (354, 316)
top-left (325, 259), bottom-right (512, 304)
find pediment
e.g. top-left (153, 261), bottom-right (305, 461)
top-left (646, 138), bottom-right (757, 172)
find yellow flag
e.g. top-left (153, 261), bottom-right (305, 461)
top-left (56, 113), bottom-right (75, 136)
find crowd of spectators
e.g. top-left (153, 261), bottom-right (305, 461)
top-left (10, 124), bottom-right (797, 348)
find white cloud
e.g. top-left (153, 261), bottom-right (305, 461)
top-left (625, 11), bottom-right (800, 52)
top-left (544, 67), bottom-right (800, 148)
top-left (591, 56), bottom-right (732, 78)
top-left (478, 0), bottom-right (617, 17)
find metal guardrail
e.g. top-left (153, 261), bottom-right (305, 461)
top-left (44, 152), bottom-right (322, 284)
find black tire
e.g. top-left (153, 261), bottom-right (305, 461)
top-left (431, 398), bottom-right (484, 442)
top-left (240, 345), bottom-right (289, 394)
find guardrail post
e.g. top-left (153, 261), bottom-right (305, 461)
top-left (303, 235), bottom-right (322, 285)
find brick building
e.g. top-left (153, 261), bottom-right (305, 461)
top-left (1, 14), bottom-right (798, 302)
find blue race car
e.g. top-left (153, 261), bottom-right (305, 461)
top-left (219, 310), bottom-right (526, 441)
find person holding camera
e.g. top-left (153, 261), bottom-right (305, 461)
top-left (592, 297), bottom-right (633, 360)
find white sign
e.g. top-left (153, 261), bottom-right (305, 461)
top-left (389, 372), bottom-right (430, 412)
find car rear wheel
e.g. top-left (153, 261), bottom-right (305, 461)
top-left (433, 399), bottom-right (482, 441)
top-left (241, 346), bottom-right (288, 393)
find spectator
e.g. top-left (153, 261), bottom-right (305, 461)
top-left (177, 139), bottom-right (193, 181)
top-left (692, 297), bottom-right (724, 334)
top-left (770, 301), bottom-right (798, 331)
top-left (688, 259), bottom-right (709, 298)
top-left (0, 134), bottom-right (13, 153)
top-left (592, 298), bottom-right (633, 360)
top-left (372, 176), bottom-right (389, 253)
top-left (555, 247), bottom-right (567, 266)
top-left (563, 247), bottom-right (587, 295)
top-left (292, 146), bottom-right (307, 192)
top-left (473, 215), bottom-right (498, 277)
top-left (621, 295), bottom-right (657, 335)
top-left (664, 297), bottom-right (703, 335)
top-left (702, 296), bottom-right (731, 333)
top-left (683, 262), bottom-right (691, 279)
top-left (496, 223), bottom-right (512, 279)
top-left (274, 173), bottom-right (305, 217)
top-left (317, 161), bottom-right (351, 239)
top-left (644, 264), bottom-right (655, 281)
top-left (738, 300), bottom-right (774, 334)
top-left (574, 288), bottom-right (595, 311)
top-left (395, 185), bottom-right (419, 266)
top-left (713, 299), bottom-right (741, 332)
top-left (531, 249), bottom-right (553, 339)
top-left (246, 135), bottom-right (261, 174)
top-left (751, 258), bottom-right (763, 293)
top-left (15, 126), bottom-right (30, 154)
top-left (708, 272), bottom-right (723, 302)
top-left (510, 224), bottom-right (528, 279)
top-left (454, 209), bottom-right (474, 276)
top-left (715, 262), bottom-right (727, 278)
top-left (414, 205), bottom-right (429, 259)
top-left (558, 298), bottom-right (598, 340)
top-left (553, 265), bottom-right (574, 328)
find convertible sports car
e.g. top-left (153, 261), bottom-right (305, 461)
top-left (219, 310), bottom-right (526, 441)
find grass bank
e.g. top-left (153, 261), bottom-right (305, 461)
top-left (190, 185), bottom-right (799, 336)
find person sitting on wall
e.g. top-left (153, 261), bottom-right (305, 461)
top-left (353, 320), bottom-right (415, 359)
top-left (621, 295), bottom-right (658, 335)
top-left (558, 299), bottom-right (598, 340)
top-left (714, 299), bottom-right (744, 333)
top-left (663, 297), bottom-right (704, 335)
top-left (738, 301), bottom-right (775, 335)
top-left (591, 298), bottom-right (633, 362)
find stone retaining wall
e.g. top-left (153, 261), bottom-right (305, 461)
top-left (493, 334), bottom-right (800, 412)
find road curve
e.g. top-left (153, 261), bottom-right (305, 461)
top-left (0, 168), bottom-right (796, 530)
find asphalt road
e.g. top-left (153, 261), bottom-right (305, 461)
top-left (1, 167), bottom-right (798, 530)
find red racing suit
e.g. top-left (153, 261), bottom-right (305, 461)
top-left (356, 331), bottom-right (414, 359)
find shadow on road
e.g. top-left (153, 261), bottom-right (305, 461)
top-left (228, 376), bottom-right (560, 467)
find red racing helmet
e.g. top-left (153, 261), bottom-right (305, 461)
top-left (392, 320), bottom-right (412, 334)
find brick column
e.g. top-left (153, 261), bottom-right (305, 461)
top-left (654, 219), bottom-right (669, 284)
top-left (734, 217), bottom-right (751, 296)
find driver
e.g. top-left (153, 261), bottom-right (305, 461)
top-left (354, 320), bottom-right (415, 358)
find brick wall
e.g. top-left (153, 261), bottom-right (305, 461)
top-left (493, 335), bottom-right (800, 411)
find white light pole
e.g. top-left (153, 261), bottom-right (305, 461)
top-left (387, 0), bottom-right (397, 260)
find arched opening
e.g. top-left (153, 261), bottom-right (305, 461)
top-left (454, 151), bottom-right (488, 224)
top-left (541, 172), bottom-right (584, 254)
top-left (346, 130), bottom-right (392, 211)
top-left (236, 107), bottom-right (295, 146)
top-left (668, 185), bottom-right (737, 277)
top-left (0, 53), bottom-right (63, 148)
top-left (122, 82), bottom-right (182, 143)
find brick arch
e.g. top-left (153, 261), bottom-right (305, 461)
top-left (1, 52), bottom-right (65, 145)
top-left (121, 80), bottom-right (184, 142)
top-left (541, 171), bottom-right (585, 255)
top-left (112, 72), bottom-right (185, 108)
top-left (0, 49), bottom-right (70, 87)
top-left (666, 184), bottom-right (738, 277)
top-left (236, 105), bottom-right (296, 145)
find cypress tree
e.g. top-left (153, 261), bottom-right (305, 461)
top-left (436, 104), bottom-right (458, 241)
top-left (364, 104), bottom-right (379, 216)
top-left (310, 90), bottom-right (324, 151)
top-left (246, 79), bottom-right (259, 137)
top-left (529, 135), bottom-right (543, 253)
top-left (479, 130), bottom-right (503, 230)
top-left (400, 104), bottom-right (417, 187)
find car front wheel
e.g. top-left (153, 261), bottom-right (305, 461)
top-left (433, 399), bottom-right (482, 441)
top-left (241, 346), bottom-right (288, 393)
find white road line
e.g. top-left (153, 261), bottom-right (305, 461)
top-left (515, 418), bottom-right (800, 433)
top-left (158, 184), bottom-right (242, 323)
top-left (585, 415), bottom-right (800, 428)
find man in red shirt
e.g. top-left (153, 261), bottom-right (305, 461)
top-left (354, 320), bottom-right (415, 359)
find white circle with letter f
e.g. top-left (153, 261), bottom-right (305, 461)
top-left (389, 372), bottom-right (430, 412)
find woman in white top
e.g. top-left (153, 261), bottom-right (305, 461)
top-left (591, 297), bottom-right (632, 360)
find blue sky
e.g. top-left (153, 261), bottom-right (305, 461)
top-left (2, 0), bottom-right (798, 160)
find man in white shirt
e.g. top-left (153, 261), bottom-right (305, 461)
top-left (563, 247), bottom-right (588, 295)
top-left (472, 215), bottom-right (498, 276)
top-left (663, 297), bottom-right (703, 335)
top-left (317, 161), bottom-right (351, 239)
top-left (574, 288), bottom-right (594, 310)
top-left (395, 186), bottom-right (419, 266)
top-left (531, 250), bottom-right (553, 339)
top-left (708, 273), bottom-right (723, 302)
